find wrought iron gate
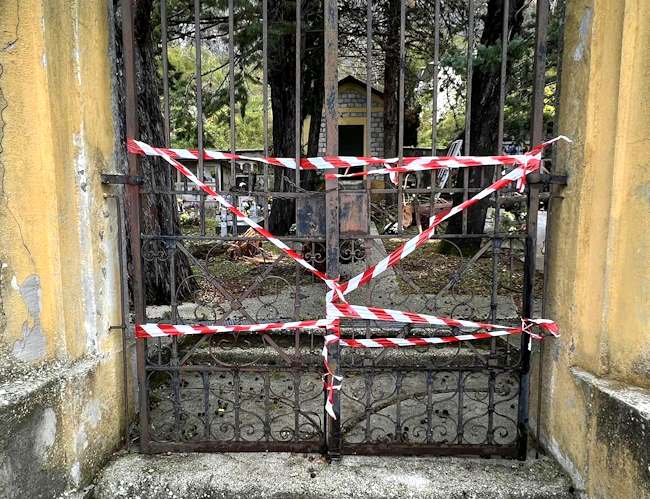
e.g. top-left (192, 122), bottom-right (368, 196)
top-left (119, 0), bottom-right (554, 458)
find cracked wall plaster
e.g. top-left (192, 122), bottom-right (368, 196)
top-left (11, 274), bottom-right (45, 362)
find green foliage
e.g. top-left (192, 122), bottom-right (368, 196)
top-left (413, 1), bottom-right (565, 150)
top-left (157, 0), bottom-right (565, 153)
top-left (418, 105), bottom-right (465, 150)
top-left (166, 45), bottom-right (268, 149)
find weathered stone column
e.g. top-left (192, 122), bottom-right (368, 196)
top-left (536, 1), bottom-right (650, 496)
top-left (0, 1), bottom-right (129, 496)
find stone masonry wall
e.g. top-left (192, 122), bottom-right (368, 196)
top-left (318, 85), bottom-right (384, 157)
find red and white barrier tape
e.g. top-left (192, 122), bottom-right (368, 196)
top-left (322, 319), bottom-right (342, 418)
top-left (328, 302), bottom-right (522, 331)
top-left (127, 139), bottom-right (345, 301)
top-left (128, 135), bottom-right (569, 421)
top-left (128, 138), bottom-right (547, 175)
top-left (323, 318), bottom-right (558, 350)
top-left (336, 136), bottom-right (571, 298)
top-left (128, 138), bottom-right (386, 171)
top-left (135, 319), bottom-right (335, 338)
top-left (324, 154), bottom-right (531, 182)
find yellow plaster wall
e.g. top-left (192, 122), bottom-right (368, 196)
top-left (539, 0), bottom-right (650, 496)
top-left (0, 0), bottom-right (121, 364)
top-left (0, 0), bottom-right (128, 491)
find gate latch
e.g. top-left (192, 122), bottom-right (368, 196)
top-left (525, 173), bottom-right (568, 186)
top-left (101, 173), bottom-right (144, 185)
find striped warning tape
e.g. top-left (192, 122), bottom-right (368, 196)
top-left (127, 135), bottom-right (569, 421)
top-left (127, 139), bottom-right (345, 301)
top-left (324, 154), bottom-right (531, 180)
top-left (324, 317), bottom-right (558, 350)
top-left (335, 136), bottom-right (571, 298)
top-left (135, 319), bottom-right (335, 338)
top-left (128, 138), bottom-right (385, 170)
top-left (328, 302), bottom-right (522, 331)
top-left (128, 138), bottom-right (540, 173)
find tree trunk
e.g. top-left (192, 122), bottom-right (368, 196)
top-left (267, 0), bottom-right (297, 235)
top-left (443, 0), bottom-right (525, 253)
top-left (382, 0), bottom-right (400, 157)
top-left (267, 0), bottom-right (324, 235)
top-left (114, 0), bottom-right (192, 304)
top-left (404, 62), bottom-right (421, 148)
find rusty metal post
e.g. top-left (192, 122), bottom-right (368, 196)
top-left (120, 0), bottom-right (149, 452)
top-left (324, 0), bottom-right (341, 459)
top-left (429, 0), bottom-right (440, 214)
top-left (228, 0), bottom-right (237, 236)
top-left (462, 0), bottom-right (475, 234)
top-left (194, 0), bottom-right (206, 235)
top-left (396, 0), bottom-right (406, 232)
top-left (364, 0), bottom-right (373, 268)
top-left (518, 0), bottom-right (549, 461)
top-left (262, 0), bottom-right (269, 221)
top-left (161, 0), bottom-right (170, 148)
top-left (464, 0), bottom-right (475, 155)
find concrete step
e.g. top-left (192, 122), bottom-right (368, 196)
top-left (94, 452), bottom-right (575, 499)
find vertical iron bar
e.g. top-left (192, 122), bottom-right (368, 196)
top-left (170, 242), bottom-right (178, 323)
top-left (430, 0), bottom-right (440, 216)
top-left (431, 0), bottom-right (440, 155)
top-left (202, 372), bottom-right (210, 438)
top-left (229, 0), bottom-right (237, 236)
top-left (194, 0), bottom-right (206, 235)
top-left (171, 341), bottom-right (182, 442)
top-left (456, 371), bottom-right (464, 444)
top-left (295, 0), bottom-right (301, 197)
top-left (366, 0), bottom-right (372, 157)
top-left (462, 0), bottom-right (474, 235)
top-left (262, 0), bottom-right (269, 225)
top-left (490, 0), bottom-right (509, 341)
top-left (113, 194), bottom-right (131, 450)
top-left (497, 0), bottom-right (509, 155)
top-left (324, 0), bottom-right (340, 458)
top-left (518, 0), bottom-right (549, 461)
top-left (294, 0), bottom-right (302, 329)
top-left (395, 372), bottom-right (402, 440)
top-left (487, 370), bottom-right (496, 444)
top-left (464, 0), bottom-right (474, 154)
top-left (293, 376), bottom-right (301, 441)
top-left (489, 234), bottom-right (501, 326)
top-left (120, 0), bottom-right (149, 452)
top-left (396, 0), bottom-right (406, 232)
top-left (161, 0), bottom-right (170, 148)
top-left (168, 245), bottom-right (181, 441)
top-left (530, 1), bottom-right (549, 147)
top-left (264, 372), bottom-right (271, 441)
top-left (160, 0), bottom-right (176, 188)
top-left (365, 0), bottom-right (373, 262)
top-left (324, 0), bottom-right (339, 279)
top-left (234, 371), bottom-right (241, 439)
top-left (364, 373), bottom-right (373, 442)
top-left (425, 371), bottom-right (433, 444)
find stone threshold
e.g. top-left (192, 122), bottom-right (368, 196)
top-left (94, 451), bottom-right (575, 499)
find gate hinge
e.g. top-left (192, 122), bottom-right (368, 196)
top-left (101, 173), bottom-right (144, 185)
top-left (525, 173), bottom-right (568, 186)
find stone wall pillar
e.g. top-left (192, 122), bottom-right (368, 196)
top-left (537, 1), bottom-right (650, 496)
top-left (0, 1), bottom-right (129, 496)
